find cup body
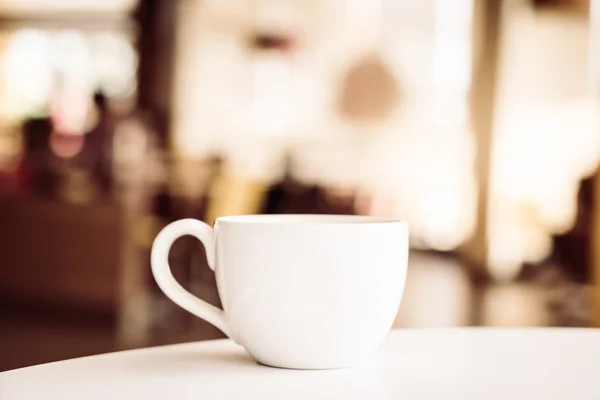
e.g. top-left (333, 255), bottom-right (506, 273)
top-left (213, 215), bottom-right (408, 369)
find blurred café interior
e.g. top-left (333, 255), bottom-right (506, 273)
top-left (1, 0), bottom-right (600, 371)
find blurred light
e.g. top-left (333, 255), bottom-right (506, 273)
top-left (251, 55), bottom-right (291, 137)
top-left (342, 0), bottom-right (383, 56)
top-left (90, 32), bottom-right (137, 98)
top-left (588, 0), bottom-right (600, 89)
top-left (50, 30), bottom-right (92, 92)
top-left (50, 89), bottom-right (92, 135)
top-left (523, 225), bottom-right (552, 264)
top-left (49, 132), bottom-right (84, 158)
top-left (433, 0), bottom-right (473, 92)
top-left (488, 6), bottom-right (599, 277)
top-left (0, 28), bottom-right (136, 124)
top-left (253, 0), bottom-right (295, 37)
top-left (489, 211), bottom-right (525, 281)
top-left (0, 29), bottom-right (53, 120)
top-left (421, 185), bottom-right (466, 251)
top-left (489, 99), bottom-right (600, 273)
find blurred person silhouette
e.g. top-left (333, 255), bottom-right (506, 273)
top-left (262, 154), bottom-right (357, 215)
top-left (80, 91), bottom-right (116, 195)
top-left (263, 154), bottom-right (318, 214)
top-left (19, 116), bottom-right (56, 196)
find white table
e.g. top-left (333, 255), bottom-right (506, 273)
top-left (2, 329), bottom-right (599, 399)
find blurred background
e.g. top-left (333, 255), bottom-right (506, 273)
top-left (1, 0), bottom-right (600, 371)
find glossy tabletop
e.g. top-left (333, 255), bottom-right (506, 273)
top-left (2, 328), bottom-right (599, 399)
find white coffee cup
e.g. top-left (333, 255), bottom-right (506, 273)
top-left (151, 215), bottom-right (408, 369)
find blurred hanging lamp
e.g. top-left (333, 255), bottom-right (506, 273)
top-left (337, 53), bottom-right (400, 124)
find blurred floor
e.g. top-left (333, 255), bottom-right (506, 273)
top-left (0, 251), bottom-right (583, 372)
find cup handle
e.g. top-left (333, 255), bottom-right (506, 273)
top-left (151, 219), bottom-right (232, 338)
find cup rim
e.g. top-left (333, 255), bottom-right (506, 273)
top-left (215, 214), bottom-right (407, 226)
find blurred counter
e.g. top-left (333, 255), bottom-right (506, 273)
top-left (0, 193), bottom-right (122, 313)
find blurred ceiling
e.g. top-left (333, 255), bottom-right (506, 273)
top-left (0, 0), bottom-right (139, 16)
